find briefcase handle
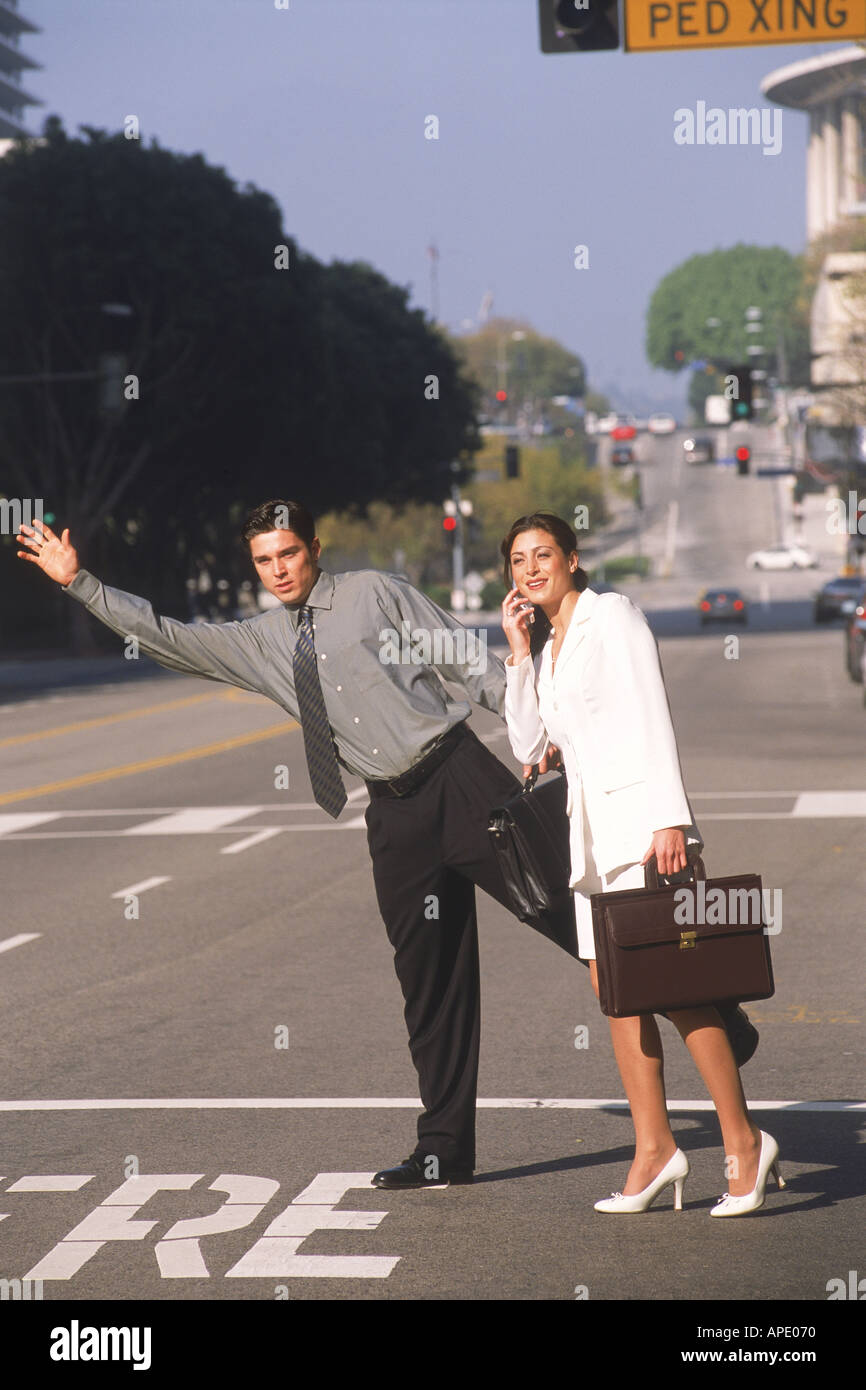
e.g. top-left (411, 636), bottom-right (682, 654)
top-left (644, 847), bottom-right (706, 890)
top-left (522, 764), bottom-right (566, 794)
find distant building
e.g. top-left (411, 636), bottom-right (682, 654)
top-left (0, 0), bottom-right (42, 146)
top-left (764, 49), bottom-right (866, 429)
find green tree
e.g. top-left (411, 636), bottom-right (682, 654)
top-left (0, 118), bottom-right (481, 645)
top-left (646, 244), bottom-right (811, 390)
top-left (454, 317), bottom-right (586, 430)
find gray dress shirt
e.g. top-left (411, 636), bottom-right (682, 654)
top-left (63, 567), bottom-right (505, 780)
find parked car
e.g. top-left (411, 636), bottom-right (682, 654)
top-left (813, 575), bottom-right (865, 623)
top-left (844, 586), bottom-right (866, 681)
top-left (683, 435), bottom-right (715, 463)
top-left (746, 543), bottom-right (819, 570)
top-left (648, 413), bottom-right (677, 435)
top-left (698, 588), bottom-right (748, 626)
top-left (611, 444), bottom-right (635, 467)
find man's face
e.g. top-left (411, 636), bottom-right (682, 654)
top-left (249, 528), bottom-right (321, 605)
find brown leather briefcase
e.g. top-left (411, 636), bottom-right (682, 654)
top-left (591, 855), bottom-right (775, 1018)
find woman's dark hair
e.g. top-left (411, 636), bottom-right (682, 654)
top-left (500, 512), bottom-right (589, 656)
top-left (241, 499), bottom-right (316, 551)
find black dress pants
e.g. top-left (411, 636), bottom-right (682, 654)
top-left (364, 725), bottom-right (532, 1169)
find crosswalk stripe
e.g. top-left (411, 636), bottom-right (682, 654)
top-left (0, 933), bottom-right (41, 955)
top-left (0, 1097), bottom-right (861, 1112)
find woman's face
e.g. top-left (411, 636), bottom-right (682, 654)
top-left (508, 528), bottom-right (576, 607)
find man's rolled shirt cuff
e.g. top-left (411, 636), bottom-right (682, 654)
top-left (62, 569), bottom-right (99, 601)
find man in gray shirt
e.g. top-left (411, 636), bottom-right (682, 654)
top-left (18, 498), bottom-right (756, 1187)
top-left (17, 498), bottom-right (577, 1189)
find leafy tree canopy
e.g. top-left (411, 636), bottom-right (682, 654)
top-left (646, 243), bottom-right (810, 387)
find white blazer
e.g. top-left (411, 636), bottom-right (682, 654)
top-left (504, 587), bottom-right (702, 884)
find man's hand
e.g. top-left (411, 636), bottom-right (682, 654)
top-left (522, 744), bottom-right (562, 780)
top-left (16, 521), bottom-right (80, 587)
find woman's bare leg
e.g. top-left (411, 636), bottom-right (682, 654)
top-left (588, 960), bottom-right (678, 1194)
top-left (667, 1006), bottom-right (761, 1196)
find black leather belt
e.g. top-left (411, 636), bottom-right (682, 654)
top-left (365, 722), bottom-right (468, 799)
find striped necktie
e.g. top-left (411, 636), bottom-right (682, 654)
top-left (292, 605), bottom-right (347, 818)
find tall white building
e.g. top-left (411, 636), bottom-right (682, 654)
top-left (0, 0), bottom-right (41, 141)
top-left (764, 48), bottom-right (866, 413)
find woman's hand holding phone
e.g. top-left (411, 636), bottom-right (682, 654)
top-left (501, 586), bottom-right (535, 664)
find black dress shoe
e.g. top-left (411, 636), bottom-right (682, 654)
top-left (716, 1003), bottom-right (760, 1067)
top-left (371, 1154), bottom-right (474, 1189)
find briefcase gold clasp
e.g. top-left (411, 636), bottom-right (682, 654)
top-left (679, 931), bottom-right (697, 950)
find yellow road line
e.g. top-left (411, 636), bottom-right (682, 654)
top-left (0, 690), bottom-right (228, 750)
top-left (0, 721), bottom-right (298, 806)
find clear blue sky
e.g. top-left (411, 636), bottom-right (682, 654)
top-left (24, 0), bottom-right (835, 413)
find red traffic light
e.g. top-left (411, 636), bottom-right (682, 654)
top-left (495, 389), bottom-right (508, 402)
top-left (735, 446), bottom-right (751, 461)
top-left (442, 516), bottom-right (457, 532)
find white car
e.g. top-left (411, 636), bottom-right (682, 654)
top-left (745, 544), bottom-right (819, 571)
top-left (596, 414), bottom-right (618, 434)
top-left (648, 413), bottom-right (677, 434)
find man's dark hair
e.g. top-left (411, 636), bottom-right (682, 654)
top-left (241, 499), bottom-right (317, 551)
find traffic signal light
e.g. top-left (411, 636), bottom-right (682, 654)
top-left (495, 389), bottom-right (508, 403)
top-left (539, 0), bottom-right (619, 52)
top-left (505, 444), bottom-right (520, 479)
top-left (442, 515), bottom-right (457, 545)
top-left (728, 366), bottom-right (754, 421)
top-left (735, 445), bottom-right (751, 476)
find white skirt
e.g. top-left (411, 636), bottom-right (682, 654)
top-left (571, 779), bottom-right (646, 960)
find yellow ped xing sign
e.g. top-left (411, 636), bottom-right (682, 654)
top-left (625, 0), bottom-right (866, 51)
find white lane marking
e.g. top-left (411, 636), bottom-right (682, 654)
top-left (24, 1173), bottom-right (205, 1281)
top-left (226, 1175), bottom-right (398, 1280)
top-left (291, 1172), bottom-right (379, 1204)
top-left (691, 791), bottom-right (805, 798)
top-left (221, 828), bottom-right (283, 855)
top-left (20, 1172), bottom-right (399, 1283)
top-left (793, 791), bottom-right (866, 817)
top-left (0, 1097), bottom-right (861, 1112)
top-left (0, 813), bottom-right (61, 836)
top-left (110, 876), bottom-right (171, 898)
top-left (0, 933), bottom-right (41, 955)
top-left (6, 1175), bottom-right (94, 1191)
top-left (155, 1174), bottom-right (281, 1278)
top-left (124, 807), bottom-right (264, 835)
top-left (3, 792), bottom-right (866, 842)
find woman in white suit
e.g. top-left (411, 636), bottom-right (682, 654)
top-left (501, 513), bottom-right (784, 1216)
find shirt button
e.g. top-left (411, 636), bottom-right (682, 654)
top-left (320, 653), bottom-right (326, 660)
top-left (336, 685), bottom-right (342, 692)
top-left (354, 716), bottom-right (360, 724)
top-left (372, 748), bottom-right (378, 754)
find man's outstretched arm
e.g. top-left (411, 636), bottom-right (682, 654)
top-left (17, 520), bottom-right (267, 694)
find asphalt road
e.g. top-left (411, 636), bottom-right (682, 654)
top-left (1, 454), bottom-right (864, 1321)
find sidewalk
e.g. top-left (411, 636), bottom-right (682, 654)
top-left (0, 652), bottom-right (172, 701)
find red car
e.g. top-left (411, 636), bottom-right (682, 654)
top-left (611, 424), bottom-right (636, 441)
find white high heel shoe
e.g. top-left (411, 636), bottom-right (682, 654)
top-left (710, 1130), bottom-right (786, 1217)
top-left (594, 1148), bottom-right (689, 1213)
